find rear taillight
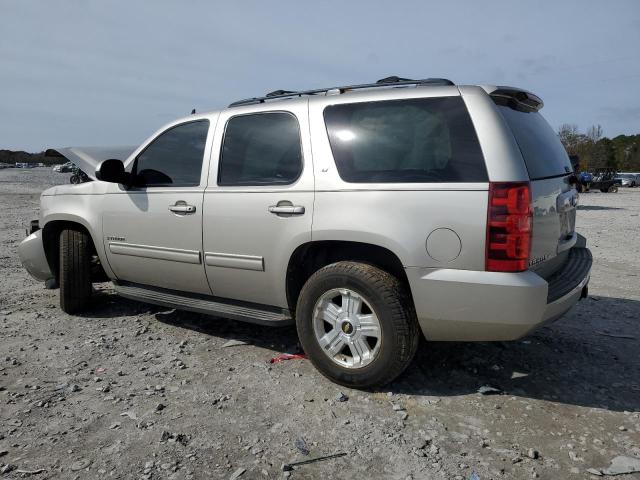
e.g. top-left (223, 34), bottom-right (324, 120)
top-left (486, 182), bottom-right (532, 272)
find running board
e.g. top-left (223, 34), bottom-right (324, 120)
top-left (113, 282), bottom-right (293, 326)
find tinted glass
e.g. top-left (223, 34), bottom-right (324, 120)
top-left (323, 97), bottom-right (487, 183)
top-left (219, 112), bottom-right (302, 186)
top-left (135, 120), bottom-right (209, 187)
top-left (497, 106), bottom-right (572, 179)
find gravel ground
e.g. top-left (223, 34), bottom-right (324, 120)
top-left (1, 168), bottom-right (639, 480)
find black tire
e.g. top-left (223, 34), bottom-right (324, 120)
top-left (59, 229), bottom-right (92, 314)
top-left (296, 261), bottom-right (419, 389)
top-left (608, 185), bottom-right (618, 193)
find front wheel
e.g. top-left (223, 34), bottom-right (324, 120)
top-left (608, 185), bottom-right (618, 193)
top-left (59, 229), bottom-right (92, 314)
top-left (296, 262), bottom-right (419, 389)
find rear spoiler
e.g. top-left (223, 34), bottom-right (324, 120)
top-left (45, 146), bottom-right (136, 181)
top-left (482, 86), bottom-right (544, 112)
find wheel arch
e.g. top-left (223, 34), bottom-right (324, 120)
top-left (41, 217), bottom-right (105, 282)
top-left (285, 240), bottom-right (412, 314)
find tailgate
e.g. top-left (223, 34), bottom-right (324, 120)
top-left (529, 176), bottom-right (578, 278)
top-left (495, 101), bottom-right (576, 279)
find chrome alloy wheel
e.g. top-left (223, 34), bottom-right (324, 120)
top-left (312, 288), bottom-right (382, 369)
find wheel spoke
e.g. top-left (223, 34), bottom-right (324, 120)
top-left (318, 328), bottom-right (346, 357)
top-left (321, 302), bottom-right (342, 327)
top-left (342, 292), bottom-right (362, 316)
top-left (357, 314), bottom-right (380, 338)
top-left (349, 337), bottom-right (372, 367)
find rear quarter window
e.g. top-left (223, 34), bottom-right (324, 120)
top-left (323, 97), bottom-right (488, 183)
top-left (497, 106), bottom-right (572, 180)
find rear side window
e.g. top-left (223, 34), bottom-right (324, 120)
top-left (134, 120), bottom-right (209, 187)
top-left (218, 112), bottom-right (302, 186)
top-left (497, 106), bottom-right (572, 180)
top-left (323, 97), bottom-right (487, 183)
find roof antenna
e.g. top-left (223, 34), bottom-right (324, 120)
top-left (191, 108), bottom-right (196, 115)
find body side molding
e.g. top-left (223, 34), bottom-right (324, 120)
top-left (204, 252), bottom-right (265, 271)
top-left (108, 242), bottom-right (201, 264)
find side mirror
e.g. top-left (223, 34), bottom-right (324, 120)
top-left (96, 159), bottom-right (130, 186)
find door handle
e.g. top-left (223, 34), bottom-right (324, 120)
top-left (169, 203), bottom-right (196, 214)
top-left (268, 205), bottom-right (305, 215)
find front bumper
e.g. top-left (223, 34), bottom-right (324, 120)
top-left (18, 230), bottom-right (54, 282)
top-left (406, 246), bottom-right (592, 341)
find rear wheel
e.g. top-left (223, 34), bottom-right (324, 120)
top-left (607, 185), bottom-right (618, 193)
top-left (296, 262), bottom-right (419, 389)
top-left (59, 229), bottom-right (92, 314)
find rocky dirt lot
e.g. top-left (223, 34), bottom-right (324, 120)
top-left (1, 168), bottom-right (639, 480)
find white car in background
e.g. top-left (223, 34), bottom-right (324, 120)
top-left (615, 173), bottom-right (639, 187)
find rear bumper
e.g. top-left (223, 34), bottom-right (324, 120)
top-left (406, 246), bottom-right (592, 341)
top-left (18, 230), bottom-right (53, 282)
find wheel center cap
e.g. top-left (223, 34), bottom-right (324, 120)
top-left (341, 321), bottom-right (354, 335)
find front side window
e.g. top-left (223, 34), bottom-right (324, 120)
top-left (323, 97), bottom-right (487, 183)
top-left (218, 112), bottom-right (302, 186)
top-left (134, 120), bottom-right (209, 187)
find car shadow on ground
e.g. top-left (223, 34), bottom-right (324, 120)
top-left (392, 295), bottom-right (640, 413)
top-left (577, 205), bottom-right (624, 211)
top-left (86, 288), bottom-right (640, 413)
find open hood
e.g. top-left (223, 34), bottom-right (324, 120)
top-left (45, 146), bottom-right (136, 180)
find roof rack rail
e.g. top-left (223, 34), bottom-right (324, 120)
top-left (229, 76), bottom-right (455, 107)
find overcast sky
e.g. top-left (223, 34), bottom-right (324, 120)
top-left (1, 0), bottom-right (638, 152)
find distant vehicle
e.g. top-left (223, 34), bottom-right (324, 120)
top-left (15, 162), bottom-right (36, 168)
top-left (70, 164), bottom-right (90, 184)
top-left (53, 162), bottom-right (73, 173)
top-left (590, 168), bottom-right (619, 193)
top-left (577, 171), bottom-right (593, 192)
top-left (19, 77), bottom-right (592, 388)
top-left (615, 173), bottom-right (639, 187)
top-left (0, 162), bottom-right (13, 169)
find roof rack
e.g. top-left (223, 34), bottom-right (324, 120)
top-left (229, 76), bottom-right (455, 107)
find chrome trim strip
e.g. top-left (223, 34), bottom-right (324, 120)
top-left (204, 252), bottom-right (264, 271)
top-left (203, 184), bottom-right (489, 194)
top-left (109, 242), bottom-right (201, 264)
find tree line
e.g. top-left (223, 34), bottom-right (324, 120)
top-left (0, 150), bottom-right (62, 166)
top-left (558, 125), bottom-right (640, 173)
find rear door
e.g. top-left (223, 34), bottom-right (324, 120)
top-left (496, 105), bottom-right (577, 278)
top-left (202, 104), bottom-right (314, 308)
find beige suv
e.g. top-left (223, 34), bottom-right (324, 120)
top-left (19, 77), bottom-right (592, 388)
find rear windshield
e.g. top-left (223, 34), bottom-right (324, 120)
top-left (323, 97), bottom-right (487, 183)
top-left (497, 106), bottom-right (572, 180)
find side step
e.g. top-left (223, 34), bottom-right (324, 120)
top-left (113, 282), bottom-right (293, 326)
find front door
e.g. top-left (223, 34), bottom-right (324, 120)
top-left (103, 119), bottom-right (213, 295)
top-left (202, 106), bottom-right (314, 308)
